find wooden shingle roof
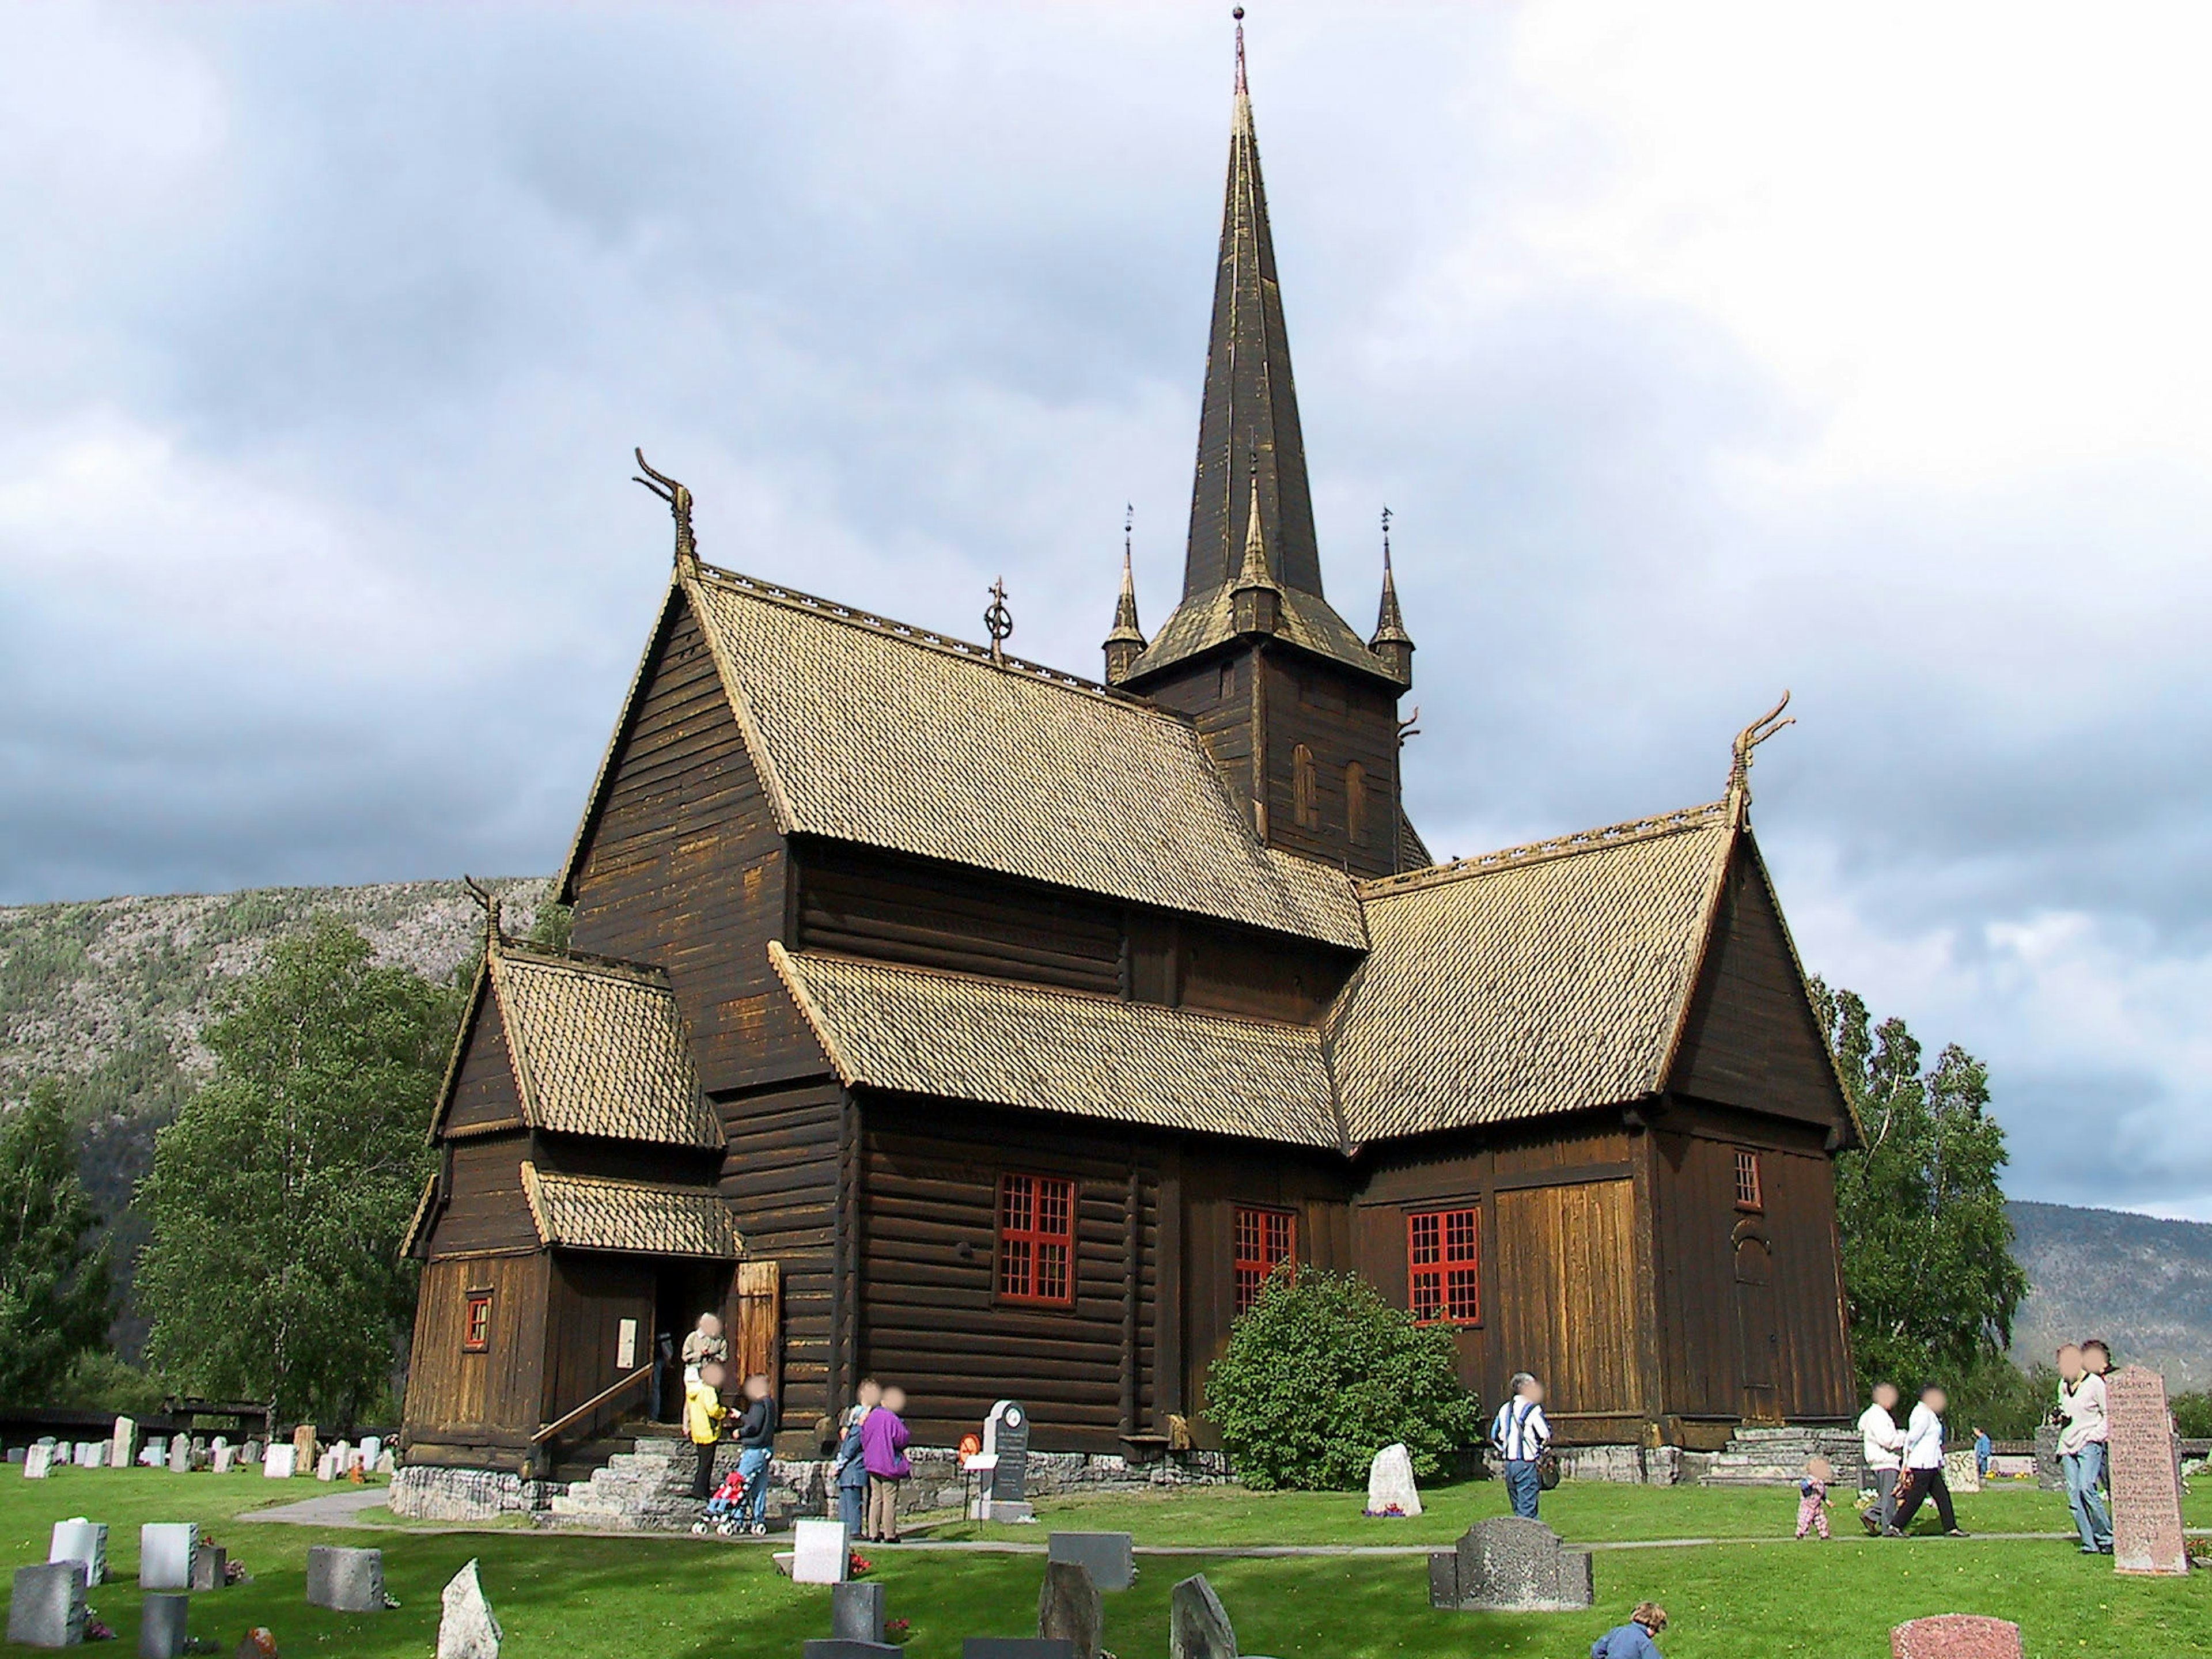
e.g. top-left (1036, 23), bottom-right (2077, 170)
top-left (658, 566), bottom-right (1368, 950)
top-left (489, 947), bottom-right (719, 1149)
top-left (1328, 802), bottom-right (1737, 1142)
top-left (770, 941), bottom-right (1344, 1148)
top-left (518, 1163), bottom-right (741, 1258)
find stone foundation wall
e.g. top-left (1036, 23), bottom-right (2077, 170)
top-left (1550, 1445), bottom-right (1705, 1486)
top-left (388, 1465), bottom-right (560, 1521)
top-left (763, 1445), bottom-right (1234, 1522)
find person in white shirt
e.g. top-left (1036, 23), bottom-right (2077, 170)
top-left (1855, 1382), bottom-right (1907, 1536)
top-left (2054, 1343), bottom-right (2112, 1554)
top-left (1490, 1372), bottom-right (1551, 1520)
top-left (1888, 1384), bottom-right (1966, 1536)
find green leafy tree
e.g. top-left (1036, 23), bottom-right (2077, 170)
top-left (0, 1081), bottom-right (112, 1403)
top-left (1205, 1267), bottom-right (1484, 1490)
top-left (1813, 981), bottom-right (2028, 1393)
top-left (137, 918), bottom-right (454, 1426)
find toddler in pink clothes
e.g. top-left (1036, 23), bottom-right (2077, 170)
top-left (1795, 1455), bottom-right (1833, 1539)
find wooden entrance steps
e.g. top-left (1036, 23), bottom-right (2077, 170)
top-left (1696, 1425), bottom-right (1863, 1488)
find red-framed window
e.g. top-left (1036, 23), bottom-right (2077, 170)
top-left (1233, 1206), bottom-right (1297, 1316)
top-left (998, 1173), bottom-right (1075, 1306)
top-left (1734, 1149), bottom-right (1763, 1211)
top-left (463, 1290), bottom-right (494, 1352)
top-left (1407, 1207), bottom-right (1480, 1325)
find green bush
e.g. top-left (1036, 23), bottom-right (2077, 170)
top-left (1204, 1267), bottom-right (1483, 1490)
top-left (2172, 1391), bottom-right (2212, 1441)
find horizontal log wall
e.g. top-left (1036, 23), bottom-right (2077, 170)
top-left (431, 1134), bottom-right (538, 1257)
top-left (443, 994), bottom-right (521, 1134)
top-left (722, 1080), bottom-right (845, 1428)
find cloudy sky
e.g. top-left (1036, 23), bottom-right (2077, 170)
top-left (5, 2), bottom-right (2209, 1218)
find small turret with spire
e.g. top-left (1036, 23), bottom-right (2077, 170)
top-left (1230, 459), bottom-right (1281, 637)
top-left (1370, 505), bottom-right (1414, 686)
top-left (1103, 505), bottom-right (1147, 684)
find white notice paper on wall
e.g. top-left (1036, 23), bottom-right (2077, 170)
top-left (617, 1319), bottom-right (638, 1370)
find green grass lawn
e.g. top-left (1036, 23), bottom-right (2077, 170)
top-left (0, 1467), bottom-right (2201, 1658)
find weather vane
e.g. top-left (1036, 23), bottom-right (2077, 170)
top-left (1381, 505), bottom-right (1393, 564)
top-left (984, 577), bottom-right (1014, 665)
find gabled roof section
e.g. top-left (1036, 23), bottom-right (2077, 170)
top-left (667, 565), bottom-right (1368, 949)
top-left (771, 942), bottom-right (1344, 1148)
top-left (518, 1163), bottom-right (741, 1259)
top-left (1330, 802), bottom-right (1737, 1141)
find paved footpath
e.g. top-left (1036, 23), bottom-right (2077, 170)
top-left (238, 1487), bottom-right (392, 1525)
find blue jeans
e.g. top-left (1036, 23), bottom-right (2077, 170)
top-left (2062, 1444), bottom-right (2112, 1552)
top-left (1505, 1459), bottom-right (1541, 1519)
top-left (838, 1478), bottom-right (866, 1535)
top-left (737, 1446), bottom-right (772, 1528)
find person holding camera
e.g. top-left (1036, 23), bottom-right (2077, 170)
top-left (2054, 1343), bottom-right (2112, 1554)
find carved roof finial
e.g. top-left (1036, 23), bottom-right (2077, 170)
top-left (1726, 691), bottom-right (1794, 824)
top-left (463, 876), bottom-right (503, 955)
top-left (632, 448), bottom-right (698, 571)
top-left (984, 577), bottom-right (1014, 665)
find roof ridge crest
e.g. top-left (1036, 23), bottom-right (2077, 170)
top-left (1357, 800), bottom-right (1733, 899)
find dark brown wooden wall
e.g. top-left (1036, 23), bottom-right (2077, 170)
top-left (433, 1134), bottom-right (539, 1257)
top-left (1669, 847), bottom-right (1848, 1132)
top-left (721, 1080), bottom-right (845, 1429)
top-left (541, 1253), bottom-right (658, 1426)
top-left (1648, 1103), bottom-right (1855, 1427)
top-left (1140, 652), bottom-right (1257, 820)
top-left (402, 1252), bottom-right (548, 1466)
top-left (443, 994), bottom-right (522, 1135)
top-left (568, 595), bottom-right (812, 1095)
top-left (856, 1101), bottom-right (1158, 1453)
top-left (1259, 654), bottom-right (1402, 879)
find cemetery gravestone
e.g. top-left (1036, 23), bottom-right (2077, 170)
top-left (832, 1583), bottom-right (887, 1645)
top-left (213, 1446), bottom-right (236, 1475)
top-left (1890, 1613), bottom-right (2025, 1659)
top-left (241, 1442), bottom-right (263, 1467)
top-left (2033, 1424), bottom-right (2062, 1491)
top-left (166, 1438), bottom-right (191, 1474)
top-left (803, 1647), bottom-right (902, 1659)
top-left (305, 1546), bottom-right (391, 1611)
top-left (791, 1519), bottom-right (851, 1584)
top-left (974, 1400), bottom-right (1035, 1522)
top-left (140, 1439), bottom-right (164, 1469)
top-left (1943, 1449), bottom-right (1982, 1495)
top-left (140, 1525), bottom-right (198, 1590)
top-left (48, 1520), bottom-right (107, 1588)
top-left (1365, 1442), bottom-right (1422, 1516)
top-left (2106, 1366), bottom-right (2189, 1575)
top-left (437, 1558), bottom-right (502, 1659)
top-left (8, 1560), bottom-right (88, 1649)
top-left (1169, 1575), bottom-right (1237, 1659)
top-left (316, 1451), bottom-right (337, 1482)
top-left (7, 1449), bottom-right (22, 1464)
top-left (961, 1643), bottom-right (1074, 1659)
top-left (138, 1592), bottom-right (189, 1659)
top-left (261, 1445), bottom-right (296, 1480)
top-left (1037, 1561), bottom-right (1102, 1659)
top-left (24, 1444), bottom-right (52, 1480)
top-left (111, 1420), bottom-right (137, 1471)
top-left (190, 1546), bottom-right (228, 1593)
top-left (360, 1436), bottom-right (383, 1470)
top-left (1428, 1516), bottom-right (1594, 1612)
top-left (1047, 1533), bottom-right (1135, 1593)
top-left (293, 1425), bottom-right (316, 1471)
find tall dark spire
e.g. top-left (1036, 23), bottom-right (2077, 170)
top-left (1103, 506), bottom-right (1146, 684)
top-left (1370, 506), bottom-right (1413, 685)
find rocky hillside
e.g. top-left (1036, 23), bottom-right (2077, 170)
top-left (2008, 1200), bottom-right (2212, 1389)
top-left (0, 876), bottom-right (548, 1354)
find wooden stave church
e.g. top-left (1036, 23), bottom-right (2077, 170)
top-left (399, 42), bottom-right (1859, 1476)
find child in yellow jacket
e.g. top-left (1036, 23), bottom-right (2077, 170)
top-left (685, 1360), bottom-right (728, 1499)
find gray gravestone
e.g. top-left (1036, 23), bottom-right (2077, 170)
top-left (1169, 1574), bottom-right (1237, 1659)
top-left (139, 1525), bottom-right (197, 1590)
top-left (1048, 1532), bottom-right (1135, 1593)
top-left (305, 1546), bottom-right (389, 1611)
top-left (802, 1646), bottom-right (902, 1659)
top-left (190, 1547), bottom-right (227, 1593)
top-left (2107, 1366), bottom-right (2190, 1575)
top-left (138, 1592), bottom-right (189, 1659)
top-left (9, 1447), bottom-right (23, 1463)
top-left (832, 1582), bottom-right (886, 1645)
top-left (1429, 1516), bottom-right (1593, 1611)
top-left (1037, 1561), bottom-right (1101, 1659)
top-left (437, 1558), bottom-right (501, 1659)
top-left (974, 1400), bottom-right (1035, 1522)
top-left (2033, 1423), bottom-right (2062, 1491)
top-left (111, 1419), bottom-right (137, 1471)
top-left (962, 1644), bottom-right (1074, 1659)
top-left (8, 1560), bottom-right (88, 1648)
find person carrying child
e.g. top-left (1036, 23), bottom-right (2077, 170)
top-left (860, 1384), bottom-right (912, 1543)
top-left (684, 1359), bottom-right (729, 1500)
top-left (830, 1379), bottom-right (881, 1536)
top-left (1795, 1455), bottom-right (1833, 1539)
top-left (681, 1311), bottom-right (728, 1387)
top-left (1591, 1602), bottom-right (1669, 1658)
top-left (733, 1372), bottom-right (781, 1536)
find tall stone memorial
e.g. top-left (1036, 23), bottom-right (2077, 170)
top-left (971, 1401), bottom-right (1034, 1523)
top-left (2105, 1365), bottom-right (2188, 1575)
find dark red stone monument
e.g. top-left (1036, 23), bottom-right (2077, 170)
top-left (1889, 1614), bottom-right (2024, 1659)
top-left (2106, 1365), bottom-right (2189, 1575)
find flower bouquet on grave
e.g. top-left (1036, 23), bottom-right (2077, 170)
top-left (1362, 1503), bottom-right (1408, 1517)
top-left (883, 1618), bottom-right (911, 1645)
top-left (848, 1553), bottom-right (873, 1578)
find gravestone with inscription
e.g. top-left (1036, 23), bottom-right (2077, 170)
top-left (1942, 1449), bottom-right (1982, 1494)
top-left (972, 1401), bottom-right (1034, 1523)
top-left (2106, 1365), bottom-right (2188, 1575)
top-left (1890, 1613), bottom-right (2024, 1659)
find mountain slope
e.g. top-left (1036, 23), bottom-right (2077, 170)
top-left (2007, 1199), bottom-right (2212, 1388)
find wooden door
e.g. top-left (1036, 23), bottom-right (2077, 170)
top-left (1494, 1180), bottom-right (1641, 1418)
top-left (1734, 1235), bottom-right (1780, 1422)
top-left (733, 1260), bottom-right (782, 1394)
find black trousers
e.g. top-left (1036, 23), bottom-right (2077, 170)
top-left (690, 1442), bottom-right (718, 1499)
top-left (1890, 1467), bottom-right (1956, 1532)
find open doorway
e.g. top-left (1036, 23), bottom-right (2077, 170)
top-left (652, 1261), bottom-right (733, 1423)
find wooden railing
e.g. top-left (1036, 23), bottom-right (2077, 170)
top-left (531, 1363), bottom-right (655, 1450)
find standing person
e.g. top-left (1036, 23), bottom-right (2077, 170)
top-left (1794, 1455), bottom-right (1834, 1540)
top-left (733, 1372), bottom-right (781, 1536)
top-left (682, 1311), bottom-right (728, 1387)
top-left (1490, 1372), bottom-right (1551, 1521)
top-left (1856, 1382), bottom-right (1907, 1536)
top-left (1972, 1425), bottom-right (1993, 1482)
top-left (1590, 1603), bottom-right (1669, 1658)
top-left (1889, 1384), bottom-right (1966, 1536)
top-left (861, 1384), bottom-right (912, 1544)
top-left (830, 1378), bottom-right (881, 1536)
top-left (2054, 1343), bottom-right (2112, 1554)
top-left (684, 1359), bottom-right (729, 1501)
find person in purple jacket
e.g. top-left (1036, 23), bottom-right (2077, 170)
top-left (859, 1384), bottom-right (912, 1543)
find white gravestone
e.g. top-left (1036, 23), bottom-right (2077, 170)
top-left (110, 1420), bottom-right (137, 1471)
top-left (315, 1450), bottom-right (338, 1482)
top-left (22, 1444), bottom-right (52, 1480)
top-left (791, 1520), bottom-right (851, 1584)
top-left (262, 1445), bottom-right (296, 1479)
top-left (972, 1400), bottom-right (1035, 1522)
top-left (213, 1446), bottom-right (236, 1475)
top-left (48, 1520), bottom-right (106, 1589)
top-left (1365, 1443), bottom-right (1422, 1517)
top-left (165, 1437), bottom-right (191, 1474)
top-left (437, 1558), bottom-right (502, 1659)
top-left (139, 1524), bottom-right (197, 1590)
top-left (138, 1440), bottom-right (163, 1469)
top-left (359, 1436), bottom-right (383, 1471)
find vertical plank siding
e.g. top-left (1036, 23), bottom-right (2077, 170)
top-left (402, 1253), bottom-right (549, 1464)
top-left (1260, 657), bottom-right (1403, 878)
top-left (443, 998), bottom-right (523, 1133)
top-left (721, 1081), bottom-right (844, 1426)
top-left (542, 1253), bottom-right (657, 1426)
top-left (1493, 1180), bottom-right (1640, 1418)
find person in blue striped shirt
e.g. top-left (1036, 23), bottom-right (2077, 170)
top-left (1490, 1372), bottom-right (1552, 1520)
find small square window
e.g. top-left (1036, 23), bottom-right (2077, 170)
top-left (1734, 1149), bottom-right (1763, 1212)
top-left (463, 1290), bottom-right (493, 1352)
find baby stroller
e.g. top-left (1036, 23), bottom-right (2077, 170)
top-left (691, 1469), bottom-right (750, 1536)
